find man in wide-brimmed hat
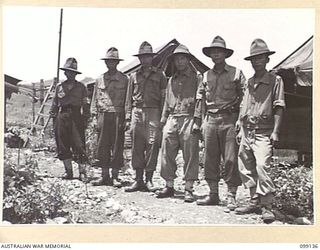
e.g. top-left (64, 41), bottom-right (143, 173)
top-left (193, 36), bottom-right (245, 210)
top-left (124, 41), bottom-right (167, 192)
top-left (50, 57), bottom-right (90, 181)
top-left (155, 44), bottom-right (202, 202)
top-left (91, 47), bottom-right (128, 187)
top-left (234, 39), bottom-right (285, 224)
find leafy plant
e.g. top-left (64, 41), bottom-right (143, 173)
top-left (3, 149), bottom-right (68, 224)
top-left (268, 163), bottom-right (313, 219)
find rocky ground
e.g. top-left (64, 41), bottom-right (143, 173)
top-left (8, 146), bottom-right (286, 225)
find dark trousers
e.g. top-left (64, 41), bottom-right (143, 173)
top-left (96, 112), bottom-right (125, 169)
top-left (55, 109), bottom-right (87, 163)
top-left (202, 112), bottom-right (242, 187)
top-left (131, 107), bottom-right (161, 172)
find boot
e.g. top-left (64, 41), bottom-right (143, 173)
top-left (226, 186), bottom-right (238, 211)
top-left (78, 163), bottom-right (88, 182)
top-left (111, 168), bottom-right (122, 188)
top-left (235, 196), bottom-right (261, 214)
top-left (62, 159), bottom-right (73, 180)
top-left (196, 193), bottom-right (220, 206)
top-left (124, 169), bottom-right (145, 192)
top-left (145, 171), bottom-right (157, 192)
top-left (91, 167), bottom-right (112, 186)
top-left (184, 181), bottom-right (195, 203)
top-left (156, 186), bottom-right (174, 198)
top-left (261, 205), bottom-right (275, 224)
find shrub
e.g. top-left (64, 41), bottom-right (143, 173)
top-left (3, 149), bottom-right (67, 224)
top-left (268, 163), bottom-right (313, 219)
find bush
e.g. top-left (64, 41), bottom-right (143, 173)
top-left (268, 163), bottom-right (313, 219)
top-left (3, 149), bottom-right (67, 224)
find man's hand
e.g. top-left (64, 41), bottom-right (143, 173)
top-left (270, 131), bottom-right (280, 146)
top-left (235, 120), bottom-right (241, 133)
top-left (236, 132), bottom-right (242, 145)
top-left (124, 120), bottom-right (131, 131)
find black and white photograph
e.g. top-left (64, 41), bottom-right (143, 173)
top-left (2, 6), bottom-right (314, 228)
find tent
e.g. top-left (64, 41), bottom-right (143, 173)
top-left (272, 36), bottom-right (313, 154)
top-left (121, 38), bottom-right (209, 76)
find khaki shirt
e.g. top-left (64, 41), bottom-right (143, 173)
top-left (194, 64), bottom-right (246, 119)
top-left (125, 66), bottom-right (167, 120)
top-left (50, 80), bottom-right (90, 118)
top-left (240, 71), bottom-right (285, 129)
top-left (161, 66), bottom-right (201, 124)
top-left (93, 71), bottom-right (128, 113)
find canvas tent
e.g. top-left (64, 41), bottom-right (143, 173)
top-left (272, 36), bottom-right (313, 153)
top-left (121, 38), bottom-right (209, 76)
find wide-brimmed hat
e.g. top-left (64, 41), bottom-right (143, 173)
top-left (133, 41), bottom-right (158, 57)
top-left (244, 38), bottom-right (275, 60)
top-left (202, 36), bottom-right (234, 58)
top-left (168, 44), bottom-right (194, 61)
top-left (101, 47), bottom-right (123, 61)
top-left (59, 57), bottom-right (82, 74)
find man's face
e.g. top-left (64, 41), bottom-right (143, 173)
top-left (105, 59), bottom-right (119, 70)
top-left (209, 48), bottom-right (227, 64)
top-left (64, 70), bottom-right (77, 80)
top-left (250, 54), bottom-right (269, 72)
top-left (174, 54), bottom-right (189, 72)
top-left (138, 54), bottom-right (153, 67)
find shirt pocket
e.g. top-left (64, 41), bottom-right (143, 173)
top-left (222, 81), bottom-right (237, 99)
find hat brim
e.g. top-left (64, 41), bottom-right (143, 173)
top-left (244, 51), bottom-right (276, 60)
top-left (133, 52), bottom-right (158, 57)
top-left (59, 67), bottom-right (82, 74)
top-left (167, 52), bottom-right (194, 61)
top-left (100, 58), bottom-right (124, 61)
top-left (202, 46), bottom-right (234, 58)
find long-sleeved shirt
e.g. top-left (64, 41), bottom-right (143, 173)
top-left (239, 71), bottom-right (285, 129)
top-left (50, 79), bottom-right (90, 118)
top-left (194, 64), bottom-right (246, 119)
top-left (161, 66), bottom-right (201, 124)
top-left (125, 66), bottom-right (167, 120)
top-left (92, 71), bottom-right (128, 113)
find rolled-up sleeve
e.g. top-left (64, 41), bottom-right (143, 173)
top-left (273, 75), bottom-right (286, 109)
top-left (194, 77), bottom-right (205, 119)
top-left (125, 74), bottom-right (134, 121)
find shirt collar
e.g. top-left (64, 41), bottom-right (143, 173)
top-left (173, 65), bottom-right (192, 79)
top-left (212, 63), bottom-right (230, 73)
top-left (249, 71), bottom-right (270, 86)
top-left (104, 70), bottom-right (120, 81)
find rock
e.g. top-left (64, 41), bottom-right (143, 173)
top-left (294, 217), bottom-right (312, 225)
top-left (53, 217), bottom-right (68, 224)
top-left (286, 215), bottom-right (296, 222)
top-left (2, 221), bottom-right (12, 224)
top-left (45, 219), bottom-right (57, 224)
top-left (273, 210), bottom-right (286, 221)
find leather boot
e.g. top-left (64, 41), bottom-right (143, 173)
top-left (226, 186), bottom-right (238, 211)
top-left (124, 169), bottom-right (145, 192)
top-left (62, 159), bottom-right (73, 180)
top-left (156, 187), bottom-right (174, 198)
top-left (196, 193), bottom-right (220, 206)
top-left (145, 171), bottom-right (157, 192)
top-left (111, 169), bottom-right (122, 188)
top-left (261, 205), bottom-right (275, 224)
top-left (91, 167), bottom-right (112, 186)
top-left (78, 163), bottom-right (88, 182)
top-left (235, 196), bottom-right (261, 214)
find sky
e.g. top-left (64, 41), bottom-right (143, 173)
top-left (2, 7), bottom-right (315, 83)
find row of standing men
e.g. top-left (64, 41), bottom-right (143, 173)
top-left (50, 36), bottom-right (285, 224)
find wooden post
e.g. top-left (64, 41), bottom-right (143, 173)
top-left (39, 79), bottom-right (45, 126)
top-left (32, 82), bottom-right (36, 135)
